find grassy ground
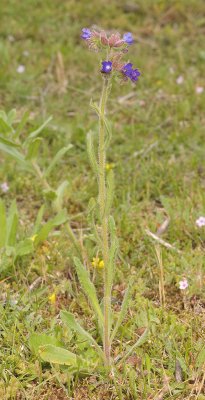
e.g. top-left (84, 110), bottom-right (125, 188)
top-left (0, 0), bottom-right (205, 398)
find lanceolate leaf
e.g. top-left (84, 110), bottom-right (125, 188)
top-left (24, 116), bottom-right (52, 144)
top-left (60, 310), bottom-right (104, 360)
top-left (34, 209), bottom-right (68, 245)
top-left (111, 280), bottom-right (133, 343)
top-left (43, 144), bottom-right (73, 178)
top-left (0, 143), bottom-right (32, 171)
top-left (122, 329), bottom-right (149, 363)
top-left (39, 345), bottom-right (78, 367)
top-left (74, 257), bottom-right (103, 325)
top-left (32, 205), bottom-right (45, 234)
top-left (53, 180), bottom-right (69, 211)
top-left (6, 201), bottom-right (18, 246)
top-left (0, 200), bottom-right (7, 248)
top-left (26, 137), bottom-right (43, 160)
top-left (87, 130), bottom-right (98, 175)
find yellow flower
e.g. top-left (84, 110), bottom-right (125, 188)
top-left (91, 257), bottom-right (104, 269)
top-left (30, 234), bottom-right (37, 242)
top-left (106, 163), bottom-right (115, 171)
top-left (48, 292), bottom-right (56, 304)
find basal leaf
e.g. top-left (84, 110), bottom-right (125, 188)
top-left (39, 344), bottom-right (78, 366)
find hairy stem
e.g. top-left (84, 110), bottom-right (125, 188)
top-left (98, 76), bottom-right (111, 366)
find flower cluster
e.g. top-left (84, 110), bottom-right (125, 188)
top-left (91, 257), bottom-right (104, 269)
top-left (81, 28), bottom-right (140, 84)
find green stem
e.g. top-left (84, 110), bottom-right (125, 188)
top-left (98, 76), bottom-right (111, 366)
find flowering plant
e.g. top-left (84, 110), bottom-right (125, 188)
top-left (30, 28), bottom-right (146, 373)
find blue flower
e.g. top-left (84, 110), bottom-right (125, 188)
top-left (101, 61), bottom-right (112, 73)
top-left (122, 63), bottom-right (140, 82)
top-left (81, 28), bottom-right (92, 40)
top-left (123, 32), bottom-right (134, 45)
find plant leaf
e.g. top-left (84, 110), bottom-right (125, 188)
top-left (24, 116), bottom-right (52, 144)
top-left (15, 238), bottom-right (34, 258)
top-left (43, 144), bottom-right (73, 178)
top-left (26, 137), bottom-right (43, 160)
top-left (0, 200), bottom-right (7, 248)
top-left (0, 142), bottom-right (32, 171)
top-left (34, 209), bottom-right (68, 245)
top-left (14, 110), bottom-right (30, 139)
top-left (111, 279), bottom-right (133, 343)
top-left (39, 344), bottom-right (78, 366)
top-left (0, 136), bottom-right (20, 148)
top-left (53, 180), bottom-right (69, 211)
top-left (87, 130), bottom-right (98, 175)
top-left (74, 257), bottom-right (103, 326)
top-left (122, 329), bottom-right (149, 363)
top-left (0, 116), bottom-right (13, 134)
top-left (32, 205), bottom-right (45, 235)
top-left (6, 201), bottom-right (18, 246)
top-left (29, 333), bottom-right (62, 355)
top-left (60, 310), bottom-right (104, 360)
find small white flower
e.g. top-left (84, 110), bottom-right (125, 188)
top-left (8, 35), bottom-right (15, 42)
top-left (195, 86), bottom-right (204, 94)
top-left (1, 182), bottom-right (9, 192)
top-left (176, 75), bottom-right (184, 85)
top-left (179, 278), bottom-right (188, 290)
top-left (196, 216), bottom-right (205, 228)
top-left (17, 65), bottom-right (25, 74)
top-left (23, 50), bottom-right (29, 57)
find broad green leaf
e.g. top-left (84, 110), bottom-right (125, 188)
top-left (6, 201), bottom-right (18, 246)
top-left (0, 142), bottom-right (32, 171)
top-left (111, 279), bottom-right (133, 343)
top-left (39, 344), bottom-right (78, 366)
top-left (15, 238), bottom-right (34, 258)
top-left (74, 257), bottom-right (103, 325)
top-left (0, 200), bottom-right (7, 248)
top-left (25, 116), bottom-right (52, 144)
top-left (26, 137), bottom-right (42, 160)
top-left (43, 144), bottom-right (73, 178)
top-left (60, 310), bottom-right (104, 360)
top-left (34, 209), bottom-right (68, 245)
top-left (29, 333), bottom-right (61, 355)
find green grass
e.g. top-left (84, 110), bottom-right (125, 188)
top-left (0, 0), bottom-right (205, 398)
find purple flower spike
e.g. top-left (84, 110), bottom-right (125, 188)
top-left (123, 32), bottom-right (134, 45)
top-left (101, 61), bottom-right (112, 73)
top-left (81, 28), bottom-right (92, 40)
top-left (122, 63), bottom-right (140, 82)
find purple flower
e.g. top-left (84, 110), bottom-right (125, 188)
top-left (122, 63), bottom-right (140, 82)
top-left (81, 28), bottom-right (92, 40)
top-left (123, 32), bottom-right (134, 45)
top-left (101, 61), bottom-right (112, 73)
